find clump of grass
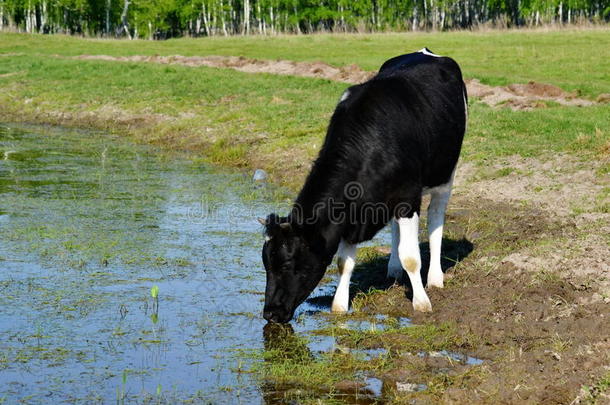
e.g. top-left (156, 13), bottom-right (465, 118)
top-left (315, 322), bottom-right (477, 354)
top-left (580, 372), bottom-right (610, 404)
top-left (247, 324), bottom-right (390, 398)
top-left (427, 366), bottom-right (487, 398)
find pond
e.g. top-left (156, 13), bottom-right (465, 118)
top-left (0, 123), bottom-right (400, 403)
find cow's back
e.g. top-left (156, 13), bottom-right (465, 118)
top-left (297, 50), bottom-right (466, 243)
top-left (330, 50), bottom-right (466, 191)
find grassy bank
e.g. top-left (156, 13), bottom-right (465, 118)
top-left (1, 31), bottom-right (609, 189)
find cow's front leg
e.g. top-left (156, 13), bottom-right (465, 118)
top-left (398, 213), bottom-right (432, 312)
top-left (332, 239), bottom-right (357, 313)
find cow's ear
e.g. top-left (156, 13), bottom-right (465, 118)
top-left (257, 217), bottom-right (267, 226)
top-left (262, 213), bottom-right (280, 237)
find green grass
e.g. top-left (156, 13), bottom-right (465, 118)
top-left (315, 322), bottom-right (476, 353)
top-left (1, 31), bottom-right (608, 190)
top-left (2, 29), bottom-right (610, 97)
top-left (246, 325), bottom-right (391, 398)
top-left (581, 372), bottom-right (610, 404)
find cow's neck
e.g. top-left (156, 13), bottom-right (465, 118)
top-left (289, 172), bottom-right (348, 263)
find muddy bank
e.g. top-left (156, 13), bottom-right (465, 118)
top-left (344, 196), bottom-right (610, 403)
top-left (72, 53), bottom-right (598, 110)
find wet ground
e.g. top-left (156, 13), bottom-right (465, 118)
top-left (3, 124), bottom-right (606, 404)
top-left (0, 123), bottom-right (424, 403)
top-left (0, 123), bottom-right (298, 403)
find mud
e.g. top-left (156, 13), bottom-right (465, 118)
top-left (452, 155), bottom-right (610, 302)
top-left (351, 197), bottom-right (610, 403)
top-left (71, 54), bottom-right (598, 110)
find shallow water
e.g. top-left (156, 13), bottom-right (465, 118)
top-left (0, 124), bottom-right (480, 403)
top-left (0, 124), bottom-right (305, 403)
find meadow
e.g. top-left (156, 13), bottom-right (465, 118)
top-left (0, 29), bottom-right (609, 403)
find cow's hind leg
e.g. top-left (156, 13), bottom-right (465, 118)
top-left (387, 219), bottom-right (403, 280)
top-left (332, 239), bottom-right (357, 313)
top-left (397, 212), bottom-right (432, 312)
top-left (426, 179), bottom-right (453, 289)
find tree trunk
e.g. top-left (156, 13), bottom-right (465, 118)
top-left (26, 1), bottom-right (31, 33)
top-left (105, 0), bottom-right (111, 35)
top-left (201, 2), bottom-right (211, 36)
top-left (294, 2), bottom-right (301, 34)
top-left (118, 0), bottom-right (132, 39)
top-left (270, 5), bottom-right (275, 34)
top-left (243, 0), bottom-right (250, 35)
top-left (220, 0), bottom-right (228, 36)
top-left (412, 5), bottom-right (418, 31)
top-left (255, 1), bottom-right (261, 34)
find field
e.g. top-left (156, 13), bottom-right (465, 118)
top-left (1, 29), bottom-right (609, 403)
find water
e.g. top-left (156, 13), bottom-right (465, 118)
top-left (0, 124), bottom-right (481, 403)
top-left (0, 124), bottom-right (298, 403)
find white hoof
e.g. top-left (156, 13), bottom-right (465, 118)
top-left (331, 301), bottom-right (348, 313)
top-left (427, 269), bottom-right (444, 289)
top-left (412, 293), bottom-right (433, 312)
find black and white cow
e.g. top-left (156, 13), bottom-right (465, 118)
top-left (261, 48), bottom-right (467, 323)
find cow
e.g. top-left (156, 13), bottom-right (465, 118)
top-left (260, 48), bottom-right (467, 323)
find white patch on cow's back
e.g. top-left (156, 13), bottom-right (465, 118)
top-left (339, 90), bottom-right (350, 103)
top-left (418, 47), bottom-right (442, 58)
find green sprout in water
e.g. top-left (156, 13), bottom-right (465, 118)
top-left (150, 285), bottom-right (159, 315)
top-left (150, 285), bottom-right (159, 299)
top-left (150, 285), bottom-right (160, 340)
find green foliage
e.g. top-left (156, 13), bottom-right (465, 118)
top-left (0, 0), bottom-right (607, 38)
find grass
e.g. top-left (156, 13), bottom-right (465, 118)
top-left (247, 325), bottom-right (388, 399)
top-left (314, 321), bottom-right (476, 353)
top-left (248, 319), bottom-right (479, 403)
top-left (2, 29), bottom-right (610, 97)
top-left (1, 34), bottom-right (608, 190)
top-left (581, 372), bottom-right (610, 404)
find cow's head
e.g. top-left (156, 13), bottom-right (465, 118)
top-left (260, 214), bottom-right (326, 323)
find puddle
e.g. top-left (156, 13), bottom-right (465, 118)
top-left (337, 314), bottom-right (412, 332)
top-left (363, 376), bottom-right (383, 396)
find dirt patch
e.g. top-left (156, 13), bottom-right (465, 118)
top-left (465, 78), bottom-right (594, 110)
top-left (453, 154), bottom-right (610, 298)
top-left (454, 154), bottom-right (609, 219)
top-left (351, 197), bottom-right (610, 403)
top-left (70, 54), bottom-right (597, 111)
top-left (73, 54), bottom-right (374, 84)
